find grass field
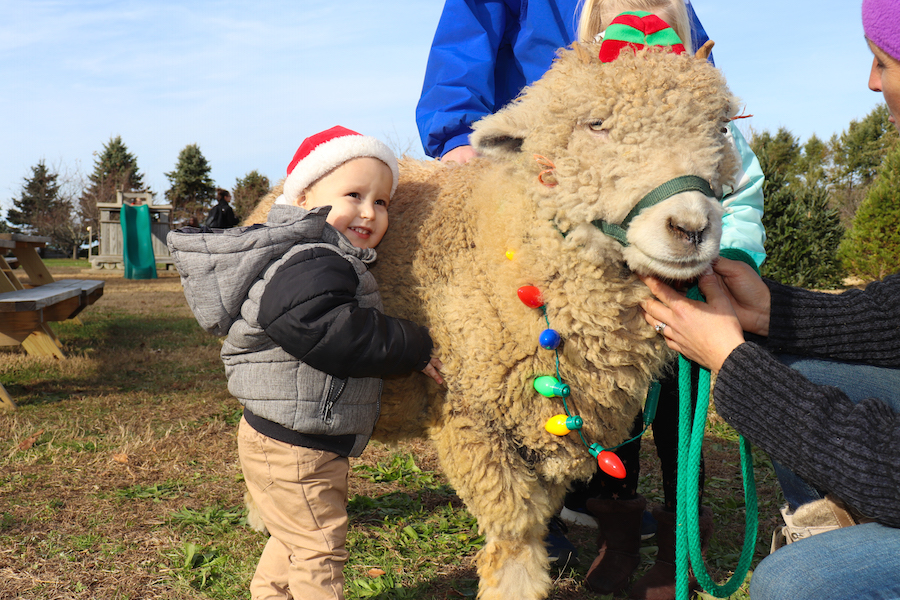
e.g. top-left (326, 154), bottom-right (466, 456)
top-left (1, 260), bottom-right (783, 599)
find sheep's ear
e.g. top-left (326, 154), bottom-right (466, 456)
top-left (472, 131), bottom-right (524, 156)
top-left (470, 108), bottom-right (532, 159)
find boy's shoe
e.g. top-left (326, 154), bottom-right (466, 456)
top-left (560, 505), bottom-right (598, 528)
top-left (641, 509), bottom-right (658, 540)
top-left (546, 516), bottom-right (579, 567)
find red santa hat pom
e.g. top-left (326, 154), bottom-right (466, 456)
top-left (283, 126), bottom-right (399, 203)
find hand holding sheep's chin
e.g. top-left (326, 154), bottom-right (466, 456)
top-left (421, 357), bottom-right (445, 385)
top-left (638, 270), bottom-right (746, 373)
top-left (711, 258), bottom-right (771, 337)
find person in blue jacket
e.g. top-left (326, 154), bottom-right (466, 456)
top-left (416, 0), bottom-right (710, 163)
top-left (416, 2), bottom-right (766, 599)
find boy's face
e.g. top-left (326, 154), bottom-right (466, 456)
top-left (297, 157), bottom-right (392, 249)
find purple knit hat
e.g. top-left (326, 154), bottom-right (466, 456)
top-left (862, 0), bottom-right (900, 61)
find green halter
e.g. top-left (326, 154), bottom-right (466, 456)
top-left (593, 175), bottom-right (718, 246)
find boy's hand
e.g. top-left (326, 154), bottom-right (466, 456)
top-left (421, 357), bottom-right (444, 385)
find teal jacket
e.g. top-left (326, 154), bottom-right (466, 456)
top-left (723, 124), bottom-right (766, 267)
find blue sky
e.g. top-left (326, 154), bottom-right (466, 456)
top-left (0, 1), bottom-right (883, 214)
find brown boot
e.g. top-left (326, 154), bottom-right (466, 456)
top-left (584, 496), bottom-right (646, 595)
top-left (629, 506), bottom-right (714, 600)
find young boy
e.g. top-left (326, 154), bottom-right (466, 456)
top-left (168, 126), bottom-right (442, 600)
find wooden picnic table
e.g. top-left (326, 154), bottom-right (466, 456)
top-left (0, 233), bottom-right (105, 409)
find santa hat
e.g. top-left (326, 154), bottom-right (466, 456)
top-left (598, 11), bottom-right (686, 63)
top-left (863, 0), bottom-right (900, 62)
top-left (282, 126), bottom-right (399, 202)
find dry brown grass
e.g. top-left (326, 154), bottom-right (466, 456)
top-left (0, 262), bottom-right (780, 600)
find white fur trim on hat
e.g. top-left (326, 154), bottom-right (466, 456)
top-left (283, 130), bottom-right (399, 202)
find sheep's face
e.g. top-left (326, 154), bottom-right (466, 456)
top-left (471, 42), bottom-right (740, 282)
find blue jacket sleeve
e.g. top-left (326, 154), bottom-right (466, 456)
top-left (685, 0), bottom-right (712, 63)
top-left (415, 0), bottom-right (511, 158)
top-left (720, 124), bottom-right (766, 267)
top-left (415, 0), bottom-right (713, 158)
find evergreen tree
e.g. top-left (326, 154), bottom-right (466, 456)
top-left (80, 136), bottom-right (146, 233)
top-left (6, 160), bottom-right (78, 255)
top-left (232, 170), bottom-right (271, 222)
top-left (752, 127), bottom-right (800, 234)
top-left (752, 128), bottom-right (802, 184)
top-left (751, 128), bottom-right (845, 288)
top-left (165, 144), bottom-right (216, 222)
top-left (839, 143), bottom-right (900, 281)
top-left (829, 104), bottom-right (899, 224)
top-left (762, 184), bottom-right (845, 288)
top-left (797, 134), bottom-right (829, 190)
top-left (8, 161), bottom-right (64, 230)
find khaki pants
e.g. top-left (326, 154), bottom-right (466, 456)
top-left (238, 417), bottom-right (350, 600)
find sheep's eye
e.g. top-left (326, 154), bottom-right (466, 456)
top-left (586, 120), bottom-right (604, 131)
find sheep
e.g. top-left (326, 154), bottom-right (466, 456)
top-left (244, 40), bottom-right (740, 600)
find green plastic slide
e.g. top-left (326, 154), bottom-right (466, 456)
top-left (120, 203), bottom-right (158, 279)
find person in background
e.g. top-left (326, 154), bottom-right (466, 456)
top-left (205, 188), bottom-right (239, 229)
top-left (639, 1), bottom-right (900, 597)
top-left (416, 2), bottom-right (765, 598)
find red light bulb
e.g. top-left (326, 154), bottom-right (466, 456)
top-left (517, 285), bottom-right (544, 308)
top-left (597, 450), bottom-right (626, 479)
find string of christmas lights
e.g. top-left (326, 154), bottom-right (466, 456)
top-left (516, 276), bottom-right (659, 479)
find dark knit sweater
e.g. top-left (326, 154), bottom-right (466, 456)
top-left (713, 275), bottom-right (900, 527)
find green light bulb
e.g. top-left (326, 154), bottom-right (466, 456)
top-left (533, 376), bottom-right (570, 398)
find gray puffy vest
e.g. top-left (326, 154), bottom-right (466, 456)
top-left (169, 205), bottom-right (382, 456)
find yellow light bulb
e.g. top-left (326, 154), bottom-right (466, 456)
top-left (544, 414), bottom-right (583, 436)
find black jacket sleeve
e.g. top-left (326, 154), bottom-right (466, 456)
top-left (764, 274), bottom-right (900, 367)
top-left (223, 204), bottom-right (239, 228)
top-left (258, 246), bottom-right (433, 379)
top-left (715, 342), bottom-right (900, 527)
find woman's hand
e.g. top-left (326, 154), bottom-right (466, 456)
top-left (639, 269), bottom-right (746, 373)
top-left (711, 258), bottom-right (771, 337)
top-left (421, 357), bottom-right (444, 385)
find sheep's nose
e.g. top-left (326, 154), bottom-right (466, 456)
top-left (669, 221), bottom-right (706, 247)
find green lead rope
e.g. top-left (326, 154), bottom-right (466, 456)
top-left (675, 250), bottom-right (760, 599)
